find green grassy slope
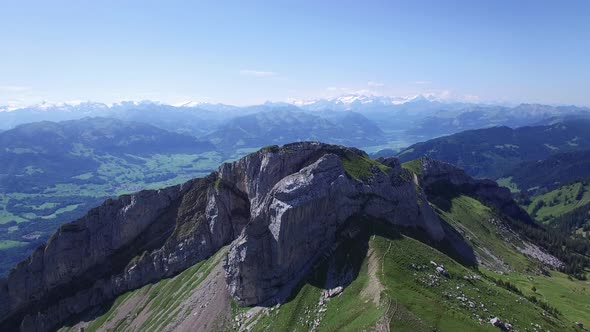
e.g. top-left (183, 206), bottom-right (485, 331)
top-left (373, 231), bottom-right (566, 331)
top-left (401, 159), bottom-right (423, 176)
top-left (526, 182), bottom-right (590, 223)
top-left (437, 195), bottom-right (532, 272)
top-left (341, 152), bottom-right (391, 180)
top-left (486, 269), bottom-right (590, 328)
top-left (496, 176), bottom-right (520, 193)
top-left (59, 248), bottom-right (228, 332)
top-left (434, 195), bottom-right (590, 328)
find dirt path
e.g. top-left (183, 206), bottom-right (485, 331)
top-left (381, 241), bottom-right (392, 274)
top-left (375, 239), bottom-right (395, 332)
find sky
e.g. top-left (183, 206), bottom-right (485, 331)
top-left (0, 0), bottom-right (589, 107)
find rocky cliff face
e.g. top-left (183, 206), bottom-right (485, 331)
top-left (222, 148), bottom-right (445, 305)
top-left (0, 142), bottom-right (465, 331)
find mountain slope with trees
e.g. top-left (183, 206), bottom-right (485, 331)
top-left (397, 119), bottom-right (590, 179)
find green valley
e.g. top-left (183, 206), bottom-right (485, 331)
top-left (0, 118), bottom-right (226, 276)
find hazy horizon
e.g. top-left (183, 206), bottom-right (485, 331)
top-left (1, 0), bottom-right (589, 107)
top-left (1, 92), bottom-right (589, 112)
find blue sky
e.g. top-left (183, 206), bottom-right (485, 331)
top-left (0, 0), bottom-right (589, 106)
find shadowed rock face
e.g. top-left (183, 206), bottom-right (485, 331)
top-left (0, 142), bottom-right (463, 331)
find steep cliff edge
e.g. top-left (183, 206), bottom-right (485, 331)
top-left (1, 142), bottom-right (471, 331)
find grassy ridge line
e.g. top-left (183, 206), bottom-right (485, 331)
top-left (340, 152), bottom-right (391, 180)
top-left (401, 159), bottom-right (423, 176)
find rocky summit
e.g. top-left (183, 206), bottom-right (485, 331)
top-left (0, 142), bottom-right (447, 331)
top-left (0, 142), bottom-right (541, 331)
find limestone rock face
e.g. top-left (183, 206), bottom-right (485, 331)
top-left (223, 147), bottom-right (445, 305)
top-left (1, 184), bottom-right (186, 317)
top-left (0, 177), bottom-right (220, 332)
top-left (0, 142), bottom-right (453, 331)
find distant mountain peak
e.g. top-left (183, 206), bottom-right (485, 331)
top-left (287, 93), bottom-right (452, 112)
top-left (291, 94), bottom-right (414, 107)
top-left (24, 101), bottom-right (109, 113)
top-left (173, 100), bottom-right (205, 107)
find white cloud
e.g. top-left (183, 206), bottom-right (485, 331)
top-left (367, 81), bottom-right (384, 87)
top-left (414, 80), bottom-right (432, 85)
top-left (239, 70), bottom-right (278, 77)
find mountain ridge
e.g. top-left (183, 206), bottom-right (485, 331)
top-left (397, 119), bottom-right (590, 179)
top-left (2, 97), bottom-right (588, 135)
top-left (0, 142), bottom-right (570, 331)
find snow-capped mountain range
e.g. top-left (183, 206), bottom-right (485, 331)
top-left (0, 94), bottom-right (588, 139)
top-left (0, 94), bottom-right (455, 114)
top-left (291, 94), bottom-right (417, 108)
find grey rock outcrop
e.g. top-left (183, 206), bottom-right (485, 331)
top-left (223, 148), bottom-right (445, 305)
top-left (0, 142), bottom-right (457, 331)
